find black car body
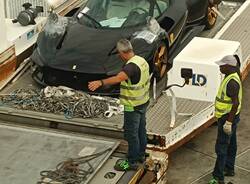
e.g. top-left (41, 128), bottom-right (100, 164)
top-left (31, 0), bottom-right (220, 95)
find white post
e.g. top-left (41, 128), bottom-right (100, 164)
top-left (0, 0), bottom-right (10, 53)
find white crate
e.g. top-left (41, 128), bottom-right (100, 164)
top-left (6, 17), bottom-right (47, 56)
top-left (167, 37), bottom-right (242, 102)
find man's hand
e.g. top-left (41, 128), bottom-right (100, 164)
top-left (88, 71), bottom-right (128, 91)
top-left (88, 80), bottom-right (102, 91)
top-left (223, 121), bottom-right (232, 135)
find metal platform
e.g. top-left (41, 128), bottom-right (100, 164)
top-left (0, 70), bottom-right (212, 136)
top-left (215, 0), bottom-right (250, 63)
top-left (0, 0), bottom-right (248, 154)
top-left (0, 2), bottom-right (249, 184)
top-left (147, 96), bottom-right (212, 134)
top-left (0, 123), bottom-right (119, 184)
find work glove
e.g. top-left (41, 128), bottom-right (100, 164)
top-left (223, 121), bottom-right (232, 135)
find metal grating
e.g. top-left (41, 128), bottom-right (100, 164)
top-left (146, 95), bottom-right (212, 134)
top-left (217, 2), bottom-right (250, 62)
top-left (0, 124), bottom-right (119, 184)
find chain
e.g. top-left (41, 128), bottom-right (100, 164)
top-left (0, 88), bottom-right (119, 119)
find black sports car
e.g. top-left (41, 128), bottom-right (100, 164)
top-left (31, 0), bottom-right (220, 95)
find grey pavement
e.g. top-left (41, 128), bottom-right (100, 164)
top-left (166, 75), bottom-right (250, 184)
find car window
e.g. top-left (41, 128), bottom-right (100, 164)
top-left (154, 0), bottom-right (170, 17)
top-left (77, 0), bottom-right (151, 28)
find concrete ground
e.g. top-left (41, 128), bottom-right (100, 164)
top-left (166, 74), bottom-right (250, 184)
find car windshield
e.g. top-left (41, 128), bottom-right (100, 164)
top-left (77, 0), bottom-right (154, 28)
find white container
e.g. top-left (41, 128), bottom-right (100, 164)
top-left (167, 37), bottom-right (242, 102)
top-left (6, 17), bottom-right (47, 56)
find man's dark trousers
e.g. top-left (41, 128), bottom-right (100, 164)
top-left (124, 102), bottom-right (149, 164)
top-left (213, 114), bottom-right (240, 181)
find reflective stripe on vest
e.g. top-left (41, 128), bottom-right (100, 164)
top-left (215, 72), bottom-right (242, 118)
top-left (120, 55), bottom-right (150, 107)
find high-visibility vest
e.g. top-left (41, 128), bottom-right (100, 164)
top-left (215, 72), bottom-right (242, 118)
top-left (120, 55), bottom-right (150, 108)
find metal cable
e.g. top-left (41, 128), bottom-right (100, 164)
top-left (37, 148), bottom-right (112, 184)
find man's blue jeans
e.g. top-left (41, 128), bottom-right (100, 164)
top-left (212, 114), bottom-right (240, 181)
top-left (123, 102), bottom-right (148, 164)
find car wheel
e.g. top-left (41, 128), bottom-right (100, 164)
top-left (205, 4), bottom-right (218, 29)
top-left (153, 44), bottom-right (168, 80)
top-left (31, 66), bottom-right (46, 87)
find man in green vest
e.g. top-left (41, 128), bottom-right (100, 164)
top-left (88, 39), bottom-right (150, 171)
top-left (209, 55), bottom-right (242, 184)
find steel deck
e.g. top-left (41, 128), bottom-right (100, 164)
top-left (0, 123), bottom-right (119, 184)
top-left (0, 71), bottom-right (212, 137)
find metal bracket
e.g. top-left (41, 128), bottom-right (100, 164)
top-left (163, 89), bottom-right (193, 128)
top-left (104, 105), bottom-right (124, 118)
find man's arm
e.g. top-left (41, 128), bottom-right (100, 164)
top-left (227, 79), bottom-right (240, 122)
top-left (223, 79), bottom-right (240, 135)
top-left (88, 71), bottom-right (128, 91)
top-left (228, 95), bottom-right (239, 122)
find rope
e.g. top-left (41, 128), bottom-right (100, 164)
top-left (37, 148), bottom-right (112, 184)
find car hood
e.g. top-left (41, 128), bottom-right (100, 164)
top-left (32, 18), bottom-right (155, 76)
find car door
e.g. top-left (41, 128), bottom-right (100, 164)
top-left (155, 0), bottom-right (188, 46)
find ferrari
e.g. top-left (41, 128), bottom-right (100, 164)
top-left (31, 0), bottom-right (221, 95)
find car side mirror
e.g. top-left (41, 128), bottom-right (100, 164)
top-left (181, 68), bottom-right (193, 84)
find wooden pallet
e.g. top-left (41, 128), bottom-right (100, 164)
top-left (0, 46), bottom-right (16, 82)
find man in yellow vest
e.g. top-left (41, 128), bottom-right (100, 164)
top-left (209, 55), bottom-right (242, 184)
top-left (88, 39), bottom-right (150, 171)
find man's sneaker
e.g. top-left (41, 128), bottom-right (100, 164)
top-left (114, 159), bottom-right (138, 171)
top-left (208, 178), bottom-right (225, 184)
top-left (224, 169), bottom-right (235, 177)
